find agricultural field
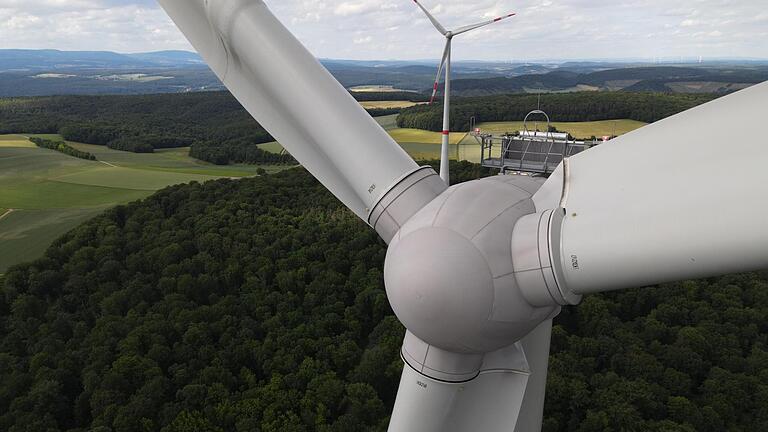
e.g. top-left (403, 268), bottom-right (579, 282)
top-left (256, 114), bottom-right (472, 163)
top-left (474, 119), bottom-right (647, 139)
top-left (348, 85), bottom-right (414, 92)
top-left (258, 115), bottom-right (479, 162)
top-left (0, 135), bottom-right (285, 272)
top-left (359, 101), bottom-right (425, 109)
top-left (0, 134), bottom-right (35, 148)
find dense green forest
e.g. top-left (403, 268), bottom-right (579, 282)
top-left (190, 138), bottom-right (296, 166)
top-left (30, 137), bottom-right (96, 161)
top-left (0, 91), bottom-right (412, 163)
top-left (1, 162), bottom-right (766, 431)
top-left (397, 92), bottom-right (718, 132)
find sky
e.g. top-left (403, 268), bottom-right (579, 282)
top-left (0, 0), bottom-right (766, 61)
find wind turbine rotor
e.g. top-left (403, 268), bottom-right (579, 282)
top-left (157, 1), bottom-right (768, 431)
top-left (452, 13), bottom-right (517, 36)
top-left (412, 0), bottom-right (448, 35)
top-left (429, 40), bottom-right (451, 105)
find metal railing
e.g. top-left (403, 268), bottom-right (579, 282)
top-left (473, 110), bottom-right (594, 175)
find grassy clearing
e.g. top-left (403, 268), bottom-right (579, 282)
top-left (51, 166), bottom-right (220, 191)
top-left (28, 135), bottom-right (271, 178)
top-left (0, 134), bottom-right (293, 270)
top-left (475, 119), bottom-right (647, 139)
top-left (376, 114), bottom-right (399, 131)
top-left (359, 101), bottom-right (425, 109)
top-left (0, 208), bottom-right (105, 272)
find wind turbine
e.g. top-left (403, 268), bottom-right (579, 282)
top-left (413, 0), bottom-right (516, 185)
top-left (157, 1), bottom-right (768, 431)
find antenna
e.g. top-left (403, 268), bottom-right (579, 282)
top-left (414, 0), bottom-right (516, 185)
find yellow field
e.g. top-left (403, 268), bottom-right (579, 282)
top-left (0, 135), bottom-right (35, 148)
top-left (359, 101), bottom-right (425, 109)
top-left (475, 119), bottom-right (647, 139)
top-left (388, 128), bottom-right (465, 145)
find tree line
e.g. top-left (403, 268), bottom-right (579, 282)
top-left (0, 161), bottom-right (765, 431)
top-left (30, 137), bottom-right (96, 161)
top-left (396, 92), bottom-right (718, 132)
top-left (190, 139), bottom-right (296, 166)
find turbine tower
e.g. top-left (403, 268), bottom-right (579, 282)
top-left (413, 0), bottom-right (516, 185)
top-left (157, 1), bottom-right (768, 430)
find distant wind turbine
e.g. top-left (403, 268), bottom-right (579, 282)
top-left (413, 0), bottom-right (516, 185)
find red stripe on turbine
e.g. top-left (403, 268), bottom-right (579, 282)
top-left (442, 130), bottom-right (450, 135)
top-left (494, 17), bottom-right (502, 22)
top-left (433, 83), bottom-right (439, 90)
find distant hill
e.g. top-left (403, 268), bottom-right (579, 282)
top-left (0, 50), bottom-right (766, 97)
top-left (446, 66), bottom-right (768, 96)
top-left (0, 49), bottom-right (205, 70)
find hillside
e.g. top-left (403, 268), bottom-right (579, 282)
top-left (446, 66), bottom-right (768, 96)
top-left (397, 92), bottom-right (718, 132)
top-left (1, 163), bottom-right (766, 431)
top-left (0, 91), bottom-right (423, 164)
top-left (2, 50), bottom-right (765, 98)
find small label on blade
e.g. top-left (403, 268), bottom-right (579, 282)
top-left (417, 381), bottom-right (427, 389)
top-left (571, 255), bottom-right (580, 270)
top-left (368, 184), bottom-right (376, 194)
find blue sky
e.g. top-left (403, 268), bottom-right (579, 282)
top-left (0, 0), bottom-right (766, 61)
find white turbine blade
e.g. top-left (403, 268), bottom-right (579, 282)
top-left (534, 81), bottom-right (768, 296)
top-left (158, 0), bottom-right (419, 220)
top-left (452, 13), bottom-right (516, 36)
top-left (513, 319), bottom-right (554, 432)
top-left (389, 342), bottom-right (530, 432)
top-left (413, 0), bottom-right (448, 35)
top-left (429, 40), bottom-right (450, 105)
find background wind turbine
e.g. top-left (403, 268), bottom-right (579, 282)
top-left (413, 0), bottom-right (516, 185)
top-left (157, 1), bottom-right (768, 430)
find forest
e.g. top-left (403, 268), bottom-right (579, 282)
top-left (397, 92), bottom-right (718, 132)
top-left (1, 161), bottom-right (766, 432)
top-left (0, 91), bottom-right (412, 163)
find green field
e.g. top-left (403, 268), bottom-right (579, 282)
top-left (475, 119), bottom-right (647, 139)
top-left (0, 135), bottom-right (286, 272)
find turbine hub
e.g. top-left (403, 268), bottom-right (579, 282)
top-left (384, 175), bottom-right (561, 355)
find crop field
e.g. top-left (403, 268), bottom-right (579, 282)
top-left (387, 129), bottom-right (466, 145)
top-left (475, 119), bottom-right (647, 139)
top-left (359, 101), bottom-right (425, 109)
top-left (0, 135), bottom-right (286, 272)
top-left (31, 135), bottom-right (283, 177)
top-left (0, 134), bottom-right (35, 148)
top-left (349, 85), bottom-right (414, 92)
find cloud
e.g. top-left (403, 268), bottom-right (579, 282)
top-left (0, 0), bottom-right (765, 60)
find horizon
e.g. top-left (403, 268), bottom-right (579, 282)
top-left (2, 48), bottom-right (768, 65)
top-left (0, 1), bottom-right (766, 61)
